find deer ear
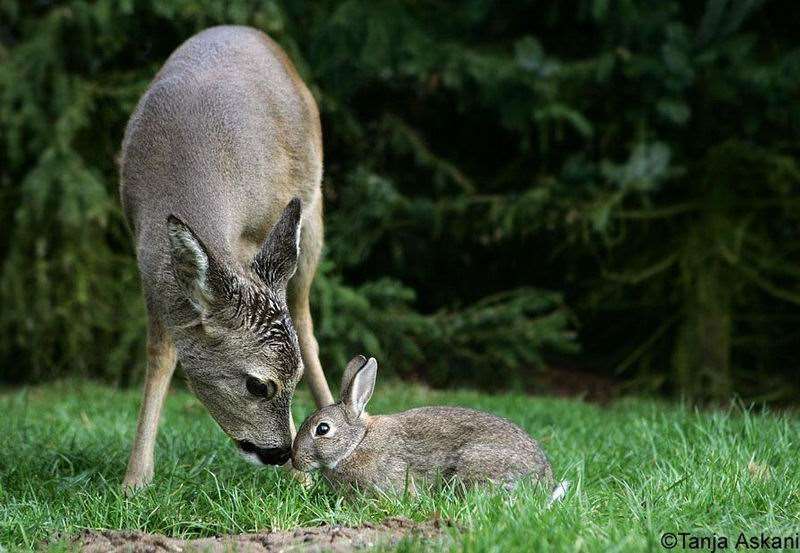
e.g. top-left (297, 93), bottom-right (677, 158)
top-left (342, 357), bottom-right (377, 421)
top-left (252, 197), bottom-right (302, 289)
top-left (167, 215), bottom-right (223, 313)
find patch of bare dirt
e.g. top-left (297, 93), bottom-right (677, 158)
top-left (69, 517), bottom-right (455, 552)
top-left (533, 364), bottom-right (621, 404)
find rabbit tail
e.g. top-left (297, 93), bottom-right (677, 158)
top-left (547, 480), bottom-right (570, 507)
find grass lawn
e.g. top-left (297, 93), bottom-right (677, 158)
top-left (1, 380), bottom-right (798, 551)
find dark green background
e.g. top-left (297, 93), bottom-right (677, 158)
top-left (2, 0), bottom-right (798, 402)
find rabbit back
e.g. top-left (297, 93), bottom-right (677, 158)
top-left (395, 406), bottom-right (553, 486)
top-left (330, 406), bottom-right (553, 492)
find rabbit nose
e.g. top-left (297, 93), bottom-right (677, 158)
top-left (238, 441), bottom-right (291, 465)
top-left (290, 448), bottom-right (308, 471)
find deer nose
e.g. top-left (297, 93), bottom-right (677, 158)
top-left (237, 441), bottom-right (291, 465)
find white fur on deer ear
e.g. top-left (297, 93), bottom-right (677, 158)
top-left (252, 197), bottom-right (302, 289)
top-left (342, 357), bottom-right (377, 421)
top-left (167, 215), bottom-right (218, 313)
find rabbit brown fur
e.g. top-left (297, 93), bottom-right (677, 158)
top-left (292, 356), bottom-right (554, 494)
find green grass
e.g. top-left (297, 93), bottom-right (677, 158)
top-left (1, 381), bottom-right (798, 551)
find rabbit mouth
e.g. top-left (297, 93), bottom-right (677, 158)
top-left (290, 455), bottom-right (319, 471)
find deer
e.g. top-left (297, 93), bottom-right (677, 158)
top-left (119, 25), bottom-right (333, 491)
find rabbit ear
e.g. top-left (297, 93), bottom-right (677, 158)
top-left (341, 355), bottom-right (367, 395)
top-left (342, 357), bottom-right (377, 420)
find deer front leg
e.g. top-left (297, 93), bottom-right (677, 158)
top-left (291, 301), bottom-right (334, 407)
top-left (288, 201), bottom-right (333, 408)
top-left (123, 321), bottom-right (177, 493)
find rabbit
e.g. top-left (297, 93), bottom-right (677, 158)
top-left (292, 355), bottom-right (561, 497)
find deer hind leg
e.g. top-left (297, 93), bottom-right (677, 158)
top-left (123, 316), bottom-right (176, 493)
top-left (288, 198), bottom-right (334, 407)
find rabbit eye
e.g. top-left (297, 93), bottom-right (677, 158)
top-left (246, 376), bottom-right (277, 399)
top-left (315, 422), bottom-right (330, 436)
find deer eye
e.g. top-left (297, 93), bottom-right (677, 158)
top-left (315, 422), bottom-right (330, 436)
top-left (246, 376), bottom-right (277, 399)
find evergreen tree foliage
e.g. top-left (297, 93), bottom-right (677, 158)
top-left (1, 0), bottom-right (797, 400)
